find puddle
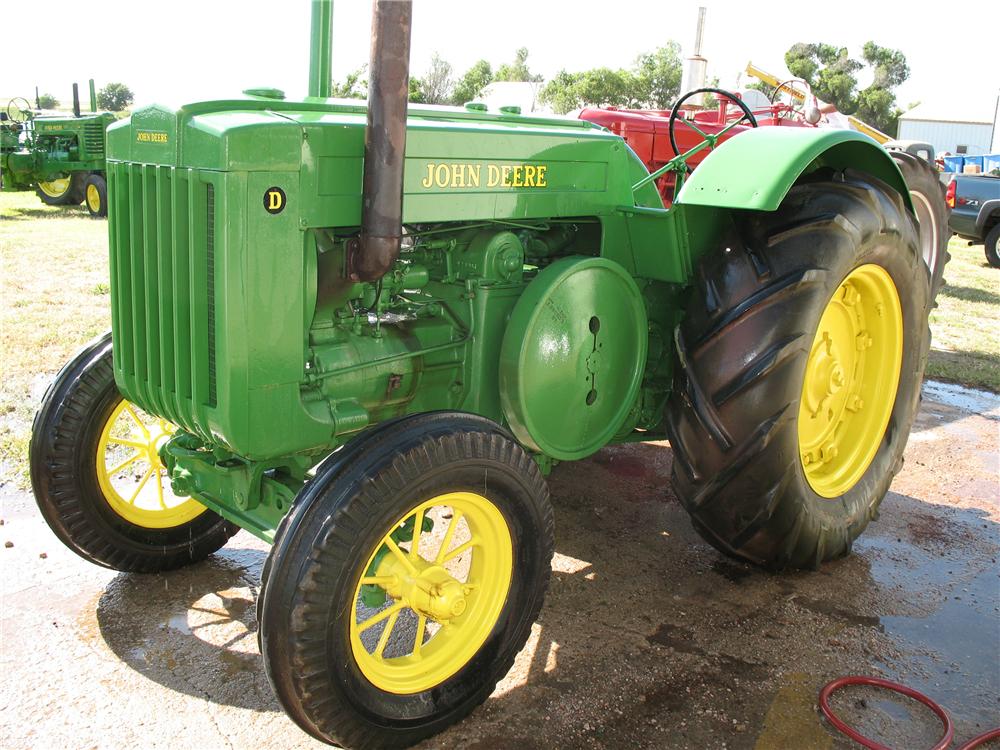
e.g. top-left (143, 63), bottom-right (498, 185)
top-left (921, 380), bottom-right (1000, 420)
top-left (858, 534), bottom-right (1000, 723)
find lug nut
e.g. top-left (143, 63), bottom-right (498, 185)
top-left (856, 331), bottom-right (873, 350)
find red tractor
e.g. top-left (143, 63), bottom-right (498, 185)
top-left (580, 85), bottom-right (950, 296)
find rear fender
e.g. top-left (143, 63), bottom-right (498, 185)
top-left (675, 127), bottom-right (913, 214)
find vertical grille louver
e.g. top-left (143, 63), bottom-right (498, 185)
top-left (108, 162), bottom-right (218, 437)
top-left (82, 122), bottom-right (104, 155)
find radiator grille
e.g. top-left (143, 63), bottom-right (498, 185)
top-left (83, 122), bottom-right (104, 155)
top-left (107, 162), bottom-right (217, 434)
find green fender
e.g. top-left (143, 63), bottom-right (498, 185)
top-left (675, 127), bottom-right (913, 214)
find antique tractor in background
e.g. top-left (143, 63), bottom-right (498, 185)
top-left (2, 80), bottom-right (115, 217)
top-left (30, 1), bottom-right (933, 747)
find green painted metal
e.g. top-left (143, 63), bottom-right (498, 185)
top-left (100, 92), bottom-right (915, 543)
top-left (308, 0), bottom-right (334, 99)
top-left (499, 256), bottom-right (647, 460)
top-left (676, 127), bottom-right (914, 213)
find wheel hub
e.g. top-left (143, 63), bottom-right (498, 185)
top-left (377, 555), bottom-right (471, 622)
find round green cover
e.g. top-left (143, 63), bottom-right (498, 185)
top-left (499, 256), bottom-right (647, 460)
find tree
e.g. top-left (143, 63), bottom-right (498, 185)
top-left (97, 83), bottom-right (134, 112)
top-left (37, 93), bottom-right (58, 109)
top-left (408, 77), bottom-right (426, 104)
top-left (784, 41), bottom-right (909, 135)
top-left (451, 60), bottom-right (493, 105)
top-left (539, 45), bottom-right (683, 114)
top-left (413, 53), bottom-right (454, 105)
top-left (496, 48), bottom-right (542, 83)
top-left (331, 66), bottom-right (368, 99)
top-left (632, 43), bottom-right (683, 109)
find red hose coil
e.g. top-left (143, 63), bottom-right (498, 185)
top-left (818, 675), bottom-right (954, 750)
top-left (955, 727), bottom-right (1000, 750)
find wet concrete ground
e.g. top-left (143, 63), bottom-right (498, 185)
top-left (1, 380), bottom-right (997, 749)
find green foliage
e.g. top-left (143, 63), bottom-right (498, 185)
top-left (37, 93), bottom-right (58, 109)
top-left (783, 41), bottom-right (909, 136)
top-left (496, 48), bottom-right (542, 83)
top-left (451, 60), bottom-right (493, 105)
top-left (539, 45), bottom-right (683, 114)
top-left (331, 67), bottom-right (368, 99)
top-left (96, 83), bottom-right (133, 112)
top-left (408, 77), bottom-right (426, 104)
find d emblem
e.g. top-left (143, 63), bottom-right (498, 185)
top-left (264, 187), bottom-right (286, 214)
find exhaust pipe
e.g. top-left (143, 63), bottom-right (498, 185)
top-left (72, 83), bottom-right (81, 117)
top-left (349, 0), bottom-right (413, 281)
top-left (308, 0), bottom-right (333, 98)
top-left (89, 79), bottom-right (97, 112)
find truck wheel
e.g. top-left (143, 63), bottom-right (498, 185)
top-left (35, 175), bottom-right (80, 206)
top-left (985, 224), bottom-right (1000, 268)
top-left (84, 173), bottom-right (108, 218)
top-left (665, 171), bottom-right (930, 569)
top-left (259, 412), bottom-right (554, 749)
top-left (30, 332), bottom-right (239, 572)
top-left (890, 151), bottom-right (950, 298)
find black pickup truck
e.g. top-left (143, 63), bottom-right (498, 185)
top-left (947, 174), bottom-right (1000, 267)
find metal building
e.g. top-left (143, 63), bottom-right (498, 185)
top-left (898, 99), bottom-right (996, 155)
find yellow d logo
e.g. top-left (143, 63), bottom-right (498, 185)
top-left (263, 186), bottom-right (286, 215)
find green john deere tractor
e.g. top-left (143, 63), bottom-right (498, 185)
top-left (2, 80), bottom-right (115, 217)
top-left (30, 2), bottom-right (932, 747)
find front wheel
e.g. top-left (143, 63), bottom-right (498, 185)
top-left (30, 332), bottom-right (239, 572)
top-left (985, 223), bottom-right (1000, 269)
top-left (84, 173), bottom-right (108, 217)
top-left (259, 411), bottom-right (554, 749)
top-left (665, 171), bottom-right (930, 569)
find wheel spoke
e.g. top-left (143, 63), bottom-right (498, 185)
top-left (106, 451), bottom-right (141, 477)
top-left (128, 467), bottom-right (153, 504)
top-left (383, 536), bottom-right (418, 576)
top-left (413, 614), bottom-right (427, 657)
top-left (357, 600), bottom-right (405, 633)
top-left (443, 536), bottom-right (479, 563)
top-left (108, 437), bottom-right (147, 451)
top-left (360, 575), bottom-right (397, 586)
top-left (124, 404), bottom-right (150, 438)
top-left (409, 507), bottom-right (424, 561)
top-left (374, 609), bottom-right (400, 659)
top-left (717, 116), bottom-right (749, 139)
top-left (434, 511), bottom-right (464, 564)
top-left (156, 469), bottom-right (167, 509)
top-left (683, 118), bottom-right (709, 139)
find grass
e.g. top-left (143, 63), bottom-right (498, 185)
top-left (927, 237), bottom-right (1000, 391)
top-left (1, 194), bottom-right (998, 487)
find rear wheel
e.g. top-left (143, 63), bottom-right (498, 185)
top-left (35, 176), bottom-right (77, 206)
top-left (665, 171), bottom-right (930, 569)
top-left (259, 412), bottom-right (554, 749)
top-left (30, 333), bottom-right (239, 572)
top-left (985, 223), bottom-right (1000, 269)
top-left (890, 151), bottom-right (950, 298)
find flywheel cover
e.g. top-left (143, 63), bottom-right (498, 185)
top-left (499, 256), bottom-right (647, 460)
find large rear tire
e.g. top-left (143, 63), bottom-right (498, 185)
top-left (30, 333), bottom-right (239, 572)
top-left (665, 171), bottom-right (930, 569)
top-left (890, 151), bottom-right (950, 298)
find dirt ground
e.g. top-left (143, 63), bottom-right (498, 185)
top-left (1, 380), bottom-right (997, 750)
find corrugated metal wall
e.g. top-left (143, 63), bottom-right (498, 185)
top-left (897, 120), bottom-right (993, 154)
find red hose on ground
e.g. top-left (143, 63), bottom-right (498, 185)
top-left (818, 675), bottom-right (953, 750)
top-left (819, 676), bottom-right (1000, 750)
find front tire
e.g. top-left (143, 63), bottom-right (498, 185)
top-left (84, 173), bottom-right (108, 217)
top-left (259, 412), bottom-right (554, 749)
top-left (665, 171), bottom-right (930, 569)
top-left (30, 332), bottom-right (239, 572)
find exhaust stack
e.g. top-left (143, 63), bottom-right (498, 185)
top-left (72, 83), bottom-right (81, 117)
top-left (350, 0), bottom-right (412, 281)
top-left (89, 79), bottom-right (97, 112)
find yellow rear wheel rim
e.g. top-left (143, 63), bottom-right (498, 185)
top-left (37, 177), bottom-right (71, 198)
top-left (798, 264), bottom-right (903, 498)
top-left (350, 491), bottom-right (513, 694)
top-left (95, 399), bottom-right (206, 528)
top-left (86, 183), bottom-right (101, 213)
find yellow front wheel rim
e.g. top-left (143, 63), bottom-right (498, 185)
top-left (798, 264), bottom-right (903, 497)
top-left (37, 177), bottom-right (71, 198)
top-left (95, 399), bottom-right (206, 528)
top-left (86, 183), bottom-right (101, 213)
top-left (350, 492), bottom-right (513, 694)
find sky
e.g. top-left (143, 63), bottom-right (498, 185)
top-left (4, 0), bottom-right (998, 117)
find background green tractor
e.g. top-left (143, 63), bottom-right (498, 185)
top-left (29, 2), bottom-right (933, 748)
top-left (2, 80), bottom-right (115, 217)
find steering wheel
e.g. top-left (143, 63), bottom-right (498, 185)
top-left (668, 87), bottom-right (758, 161)
top-left (770, 79), bottom-right (820, 123)
top-left (6, 97), bottom-right (33, 123)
